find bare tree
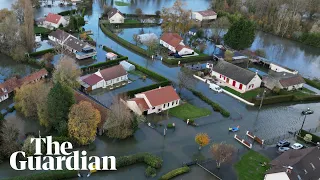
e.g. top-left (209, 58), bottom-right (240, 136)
top-left (23, 0), bottom-right (34, 52)
top-left (0, 122), bottom-right (20, 158)
top-left (210, 142), bottom-right (235, 168)
top-left (177, 67), bottom-right (197, 93)
top-left (211, 16), bottom-right (230, 43)
top-left (103, 97), bottom-right (135, 139)
top-left (135, 8), bottom-right (143, 21)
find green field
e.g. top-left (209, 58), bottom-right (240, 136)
top-left (115, 1), bottom-right (130, 6)
top-left (234, 150), bottom-right (270, 180)
top-left (34, 26), bottom-right (51, 34)
top-left (169, 103), bottom-right (211, 120)
top-left (124, 19), bottom-right (140, 24)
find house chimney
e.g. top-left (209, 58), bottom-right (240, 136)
top-left (158, 86), bottom-right (161, 89)
top-left (286, 166), bottom-right (293, 174)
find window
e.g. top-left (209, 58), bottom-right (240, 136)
top-left (152, 107), bottom-right (155, 110)
top-left (163, 104), bottom-right (166, 108)
top-left (176, 100), bottom-right (179, 104)
top-left (172, 102), bottom-right (174, 106)
top-left (220, 74), bottom-right (222, 78)
top-left (167, 103), bottom-right (169, 107)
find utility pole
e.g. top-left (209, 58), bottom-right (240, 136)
top-left (299, 108), bottom-right (314, 133)
top-left (253, 89), bottom-right (266, 132)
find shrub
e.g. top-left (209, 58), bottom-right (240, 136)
top-left (113, 153), bottom-right (163, 169)
top-left (5, 170), bottom-right (77, 180)
top-left (304, 134), bottom-right (312, 143)
top-left (167, 123), bottom-right (175, 128)
top-left (160, 166), bottom-right (190, 180)
top-left (7, 106), bottom-right (15, 113)
top-left (145, 166), bottom-right (157, 177)
top-left (58, 9), bottom-right (77, 16)
top-left (29, 49), bottom-right (55, 57)
top-left (299, 129), bottom-right (320, 144)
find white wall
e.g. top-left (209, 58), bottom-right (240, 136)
top-left (160, 40), bottom-right (176, 52)
top-left (192, 12), bottom-right (203, 21)
top-left (283, 83), bottom-right (304, 91)
top-left (147, 99), bottom-right (180, 114)
top-left (245, 74), bottom-right (262, 91)
top-left (109, 13), bottom-right (124, 23)
top-left (178, 48), bottom-right (194, 55)
top-left (126, 101), bottom-right (143, 115)
top-left (92, 80), bottom-right (104, 90)
top-left (211, 71), bottom-right (248, 93)
top-left (270, 63), bottom-right (298, 74)
top-left (104, 75), bottom-right (128, 88)
top-left (202, 15), bottom-right (217, 20)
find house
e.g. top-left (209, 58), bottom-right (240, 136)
top-left (79, 65), bottom-right (128, 91)
top-left (188, 28), bottom-right (197, 36)
top-left (192, 10), bottom-right (217, 21)
top-left (265, 147), bottom-right (320, 180)
top-left (269, 63), bottom-right (298, 75)
top-left (262, 71), bottom-right (305, 91)
top-left (160, 33), bottom-right (194, 56)
top-left (42, 13), bottom-right (68, 29)
top-left (137, 33), bottom-right (158, 44)
top-left (106, 52), bottom-right (118, 60)
top-left (48, 29), bottom-right (96, 59)
top-left (74, 90), bottom-right (108, 135)
top-left (108, 8), bottom-right (124, 24)
top-left (120, 61), bottom-right (135, 71)
top-left (0, 69), bottom-right (48, 102)
top-left (207, 60), bottom-right (262, 93)
top-left (126, 86), bottom-right (180, 115)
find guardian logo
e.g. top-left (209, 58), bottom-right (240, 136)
top-left (10, 136), bottom-right (117, 171)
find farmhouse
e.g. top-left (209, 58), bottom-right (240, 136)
top-left (42, 13), bottom-right (68, 29)
top-left (262, 71), bottom-right (305, 91)
top-left (126, 86), bottom-right (180, 115)
top-left (108, 8), bottom-right (124, 24)
top-left (207, 60), bottom-right (262, 93)
top-left (0, 69), bottom-right (48, 102)
top-left (264, 147), bottom-right (320, 180)
top-left (192, 10), bottom-right (217, 21)
top-left (79, 65), bottom-right (128, 91)
top-left (49, 29), bottom-right (96, 59)
top-left (160, 33), bottom-right (194, 56)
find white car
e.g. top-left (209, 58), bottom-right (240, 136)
top-left (209, 83), bottom-right (223, 93)
top-left (278, 147), bottom-right (290, 153)
top-left (291, 143), bottom-right (304, 150)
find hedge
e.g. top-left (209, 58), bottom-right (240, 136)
top-left (159, 166), bottom-right (190, 180)
top-left (58, 9), bottom-right (77, 16)
top-left (4, 170), bottom-right (77, 180)
top-left (298, 129), bottom-right (320, 144)
top-left (113, 22), bottom-right (158, 28)
top-left (253, 94), bottom-right (320, 105)
top-left (126, 81), bottom-right (172, 97)
top-left (162, 55), bottom-right (212, 65)
top-left (127, 60), bottom-right (168, 82)
top-left (81, 58), bottom-right (127, 72)
top-left (304, 78), bottom-right (320, 90)
top-left (190, 89), bottom-right (230, 117)
top-left (29, 48), bottom-right (55, 57)
top-left (100, 23), bottom-right (150, 57)
top-left (113, 152), bottom-right (163, 169)
top-left (123, 13), bottom-right (160, 18)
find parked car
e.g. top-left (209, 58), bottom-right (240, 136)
top-left (291, 143), bottom-right (304, 150)
top-left (277, 140), bottom-right (290, 147)
top-left (209, 83), bottom-right (223, 93)
top-left (278, 147), bottom-right (290, 153)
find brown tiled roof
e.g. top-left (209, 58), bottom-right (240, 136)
top-left (267, 147), bottom-right (320, 180)
top-left (176, 44), bottom-right (192, 51)
top-left (99, 65), bottom-right (127, 81)
top-left (160, 33), bottom-right (183, 47)
top-left (74, 90), bottom-right (108, 128)
top-left (82, 74), bottom-right (103, 86)
top-left (0, 77), bottom-right (20, 96)
top-left (139, 86), bottom-right (180, 107)
top-left (21, 68), bottom-right (48, 85)
top-left (45, 13), bottom-right (62, 24)
top-left (279, 75), bottom-right (305, 88)
top-left (128, 98), bottom-right (149, 111)
top-left (197, 10), bottom-right (217, 17)
top-left (108, 8), bottom-right (124, 18)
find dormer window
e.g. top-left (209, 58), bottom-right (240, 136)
top-left (304, 169), bottom-right (308, 174)
top-left (310, 163), bottom-right (316, 170)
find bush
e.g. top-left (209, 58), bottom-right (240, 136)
top-left (183, 119), bottom-right (195, 125)
top-left (299, 129), bottom-right (320, 144)
top-left (126, 81), bottom-right (171, 98)
top-left (29, 49), bottom-right (55, 57)
top-left (4, 170), bottom-right (77, 180)
top-left (190, 89), bottom-right (230, 117)
top-left (58, 9), bottom-right (77, 16)
top-left (7, 106), bottom-right (15, 113)
top-left (298, 32), bottom-right (320, 48)
top-left (160, 166), bottom-right (190, 180)
top-left (127, 60), bottom-right (168, 81)
top-left (114, 153), bottom-right (163, 169)
top-left (145, 166), bottom-right (157, 177)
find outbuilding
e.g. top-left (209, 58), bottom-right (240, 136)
top-left (108, 8), bottom-right (124, 24)
top-left (192, 10), bottom-right (217, 21)
top-left (106, 52), bottom-right (118, 60)
top-left (120, 61), bottom-right (135, 71)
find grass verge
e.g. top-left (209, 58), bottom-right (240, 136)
top-left (169, 103), bottom-right (211, 120)
top-left (234, 150), bottom-right (270, 180)
top-left (222, 87), bottom-right (262, 101)
top-left (115, 1), bottom-right (130, 6)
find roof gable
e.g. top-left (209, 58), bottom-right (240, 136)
top-left (211, 60), bottom-right (257, 85)
top-left (108, 8), bottom-right (124, 18)
top-left (139, 86), bottom-right (180, 107)
top-left (99, 65), bottom-right (127, 81)
top-left (83, 74), bottom-right (104, 86)
top-left (45, 13), bottom-right (62, 24)
top-left (279, 75), bottom-right (305, 87)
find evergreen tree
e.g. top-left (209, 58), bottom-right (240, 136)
top-left (47, 83), bottom-right (75, 135)
top-left (223, 18), bottom-right (255, 50)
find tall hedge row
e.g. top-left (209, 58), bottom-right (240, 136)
top-left (29, 48), bottom-right (55, 57)
top-left (58, 9), bottom-right (77, 16)
top-left (159, 166), bottom-right (190, 180)
top-left (298, 129), bottom-right (320, 144)
top-left (127, 60), bottom-right (168, 82)
top-left (162, 56), bottom-right (212, 65)
top-left (81, 58), bottom-right (128, 72)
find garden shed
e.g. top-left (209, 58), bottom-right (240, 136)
top-left (120, 61), bottom-right (135, 71)
top-left (106, 52), bottom-right (118, 60)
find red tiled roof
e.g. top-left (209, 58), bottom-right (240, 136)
top-left (129, 98), bottom-right (149, 111)
top-left (0, 77), bottom-right (20, 96)
top-left (99, 65), bottom-right (127, 81)
top-left (197, 10), bottom-right (217, 17)
top-left (45, 13), bottom-right (62, 24)
top-left (160, 33), bottom-right (183, 48)
top-left (21, 68), bottom-right (48, 85)
top-left (140, 86), bottom-right (180, 107)
top-left (176, 44), bottom-right (192, 51)
top-left (74, 90), bottom-right (108, 128)
top-left (82, 74), bottom-right (103, 86)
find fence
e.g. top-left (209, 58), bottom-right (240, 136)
top-left (264, 127), bottom-right (320, 145)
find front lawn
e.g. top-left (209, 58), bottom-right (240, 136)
top-left (169, 103), bottom-right (211, 120)
top-left (34, 26), bottom-right (51, 34)
top-left (115, 0), bottom-right (130, 6)
top-left (234, 150), bottom-right (270, 180)
top-left (223, 87), bottom-right (262, 101)
top-left (124, 19), bottom-right (140, 24)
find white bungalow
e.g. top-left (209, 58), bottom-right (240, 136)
top-left (207, 60), bottom-right (262, 93)
top-left (108, 8), bottom-right (124, 24)
top-left (127, 86), bottom-right (181, 115)
top-left (160, 33), bottom-right (194, 56)
top-left (192, 10), bottom-right (217, 21)
top-left (42, 13), bottom-right (68, 29)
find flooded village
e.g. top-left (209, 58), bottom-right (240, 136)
top-left (1, 0), bottom-right (320, 179)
